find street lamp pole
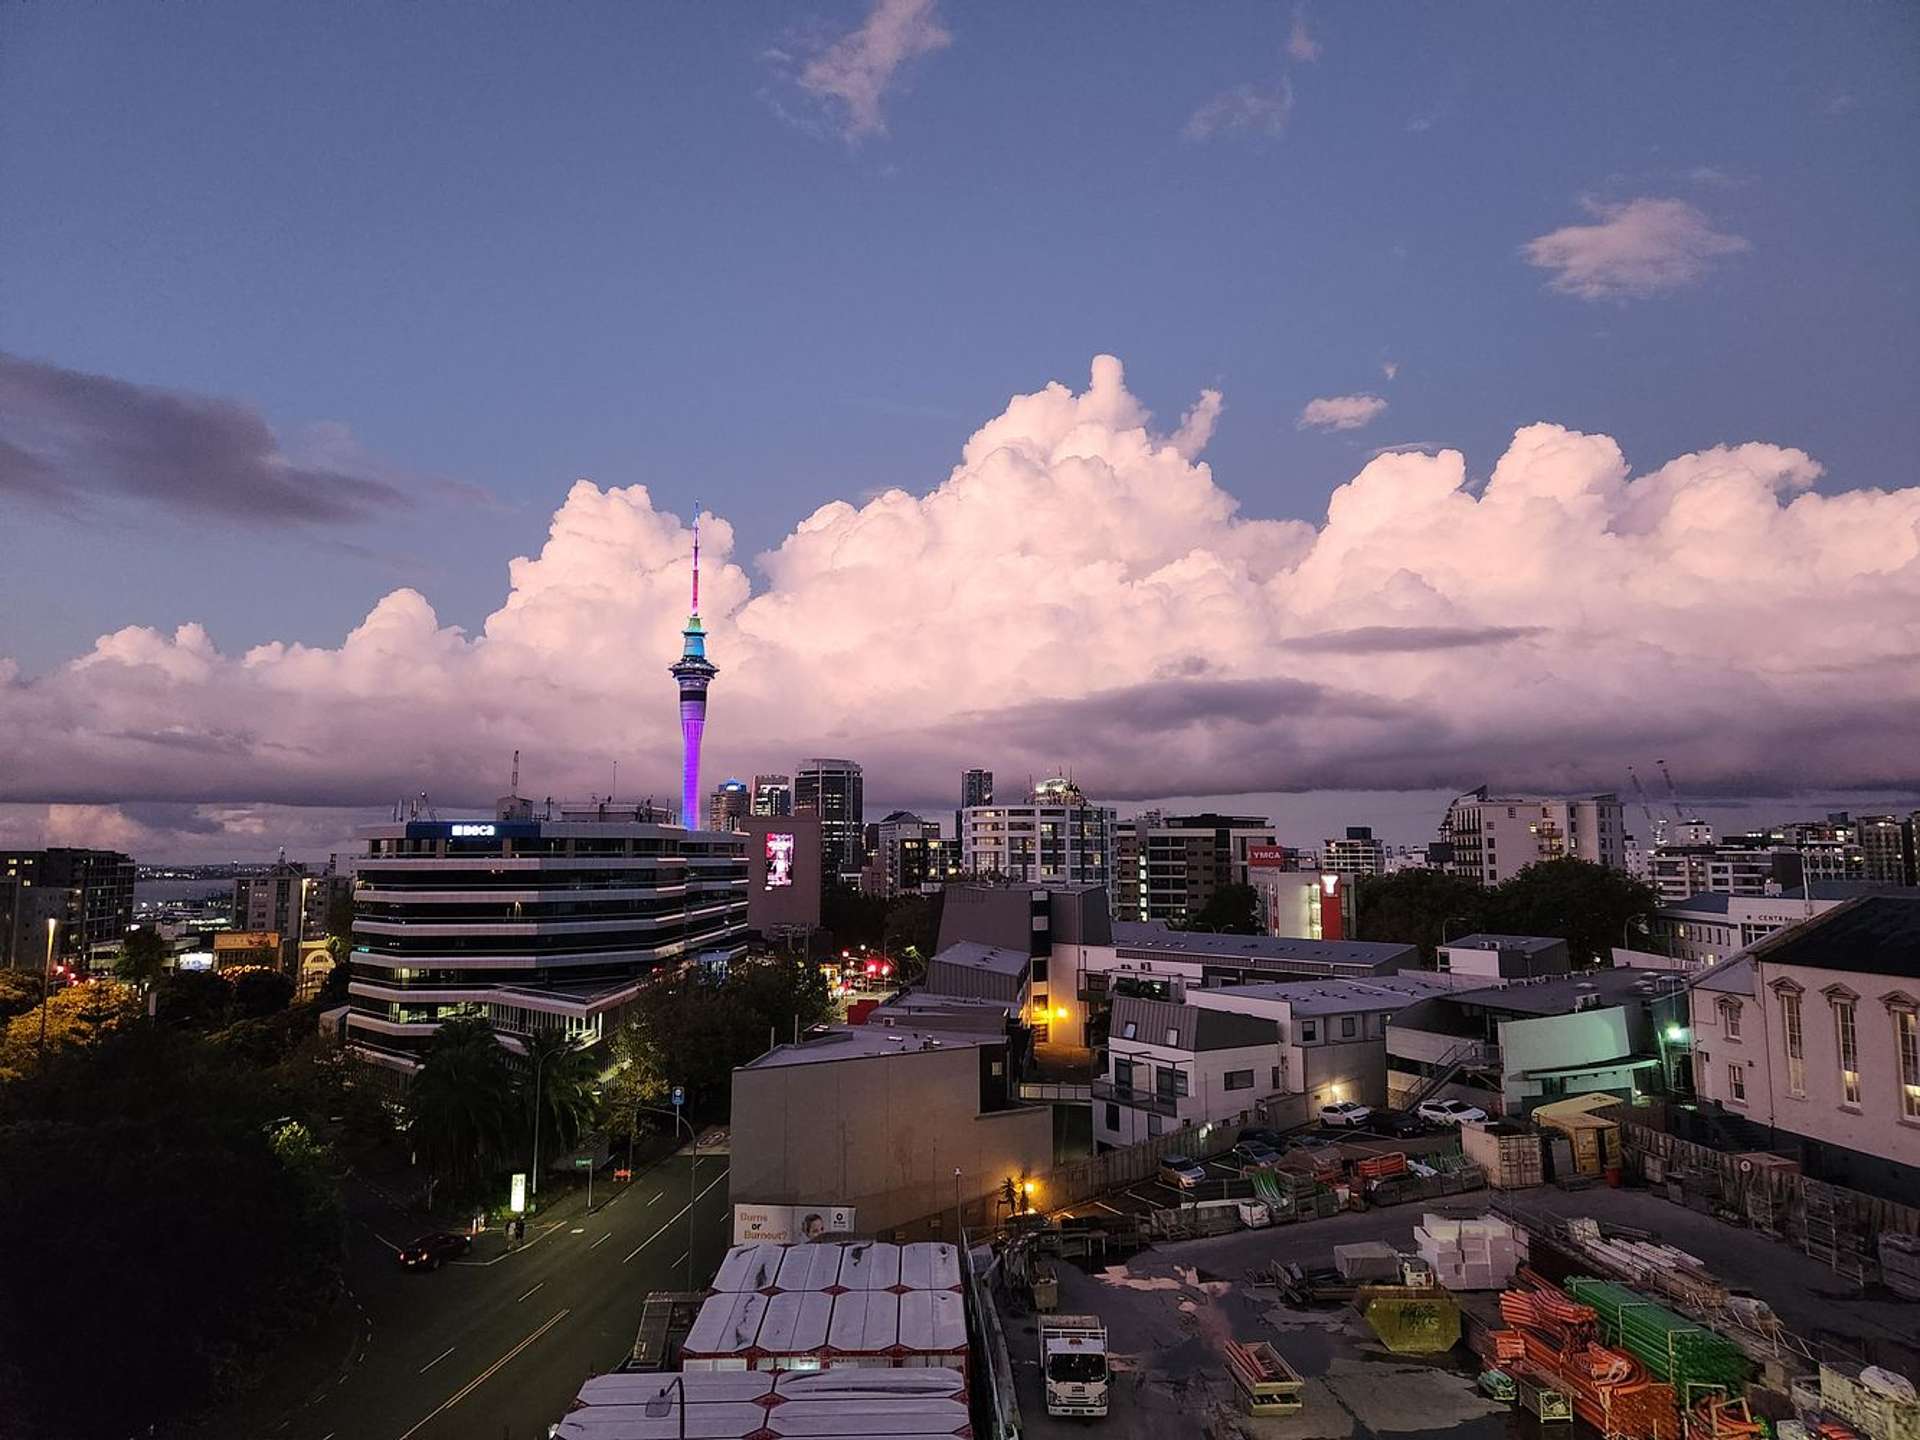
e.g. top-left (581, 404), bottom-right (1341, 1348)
top-left (644, 1374), bottom-right (687, 1440)
top-left (530, 1045), bottom-right (546, 1203)
top-left (37, 918), bottom-right (57, 1065)
top-left (953, 1167), bottom-right (962, 1239)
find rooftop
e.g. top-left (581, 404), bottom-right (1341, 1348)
top-left (1109, 994), bottom-right (1278, 1052)
top-left (740, 1024), bottom-right (1002, 1069)
top-left (1659, 882), bottom-right (1920, 917)
top-left (1110, 921), bottom-right (1415, 970)
top-left (926, 940), bottom-right (1031, 977)
top-left (1745, 895), bottom-right (1920, 979)
top-left (1454, 966), bottom-right (1688, 1015)
top-left (1189, 973), bottom-right (1467, 1016)
top-left (1442, 933), bottom-right (1565, 953)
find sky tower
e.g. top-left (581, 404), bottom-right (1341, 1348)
top-left (669, 508), bottom-right (718, 830)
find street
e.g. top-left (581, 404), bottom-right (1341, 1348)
top-left (204, 1149), bottom-right (733, 1440)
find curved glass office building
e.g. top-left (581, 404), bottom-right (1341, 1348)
top-left (343, 801), bottom-right (748, 1073)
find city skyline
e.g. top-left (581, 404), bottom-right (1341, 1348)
top-left (3, 2), bottom-right (1918, 860)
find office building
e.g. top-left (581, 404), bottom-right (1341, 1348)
top-left (752, 774), bottom-right (794, 818)
top-left (1439, 788), bottom-right (1627, 885)
top-left (234, 859), bottom-right (353, 970)
top-left (1858, 814), bottom-right (1914, 887)
top-left (962, 768), bottom-right (993, 809)
top-left (795, 758), bottom-right (864, 883)
top-left (1649, 839), bottom-right (1805, 902)
top-left (1437, 933), bottom-right (1571, 980)
top-left (1689, 896), bottom-right (1920, 1201)
top-left (343, 799), bottom-right (748, 1073)
top-left (961, 778), bottom-right (1115, 894)
top-left (0, 848), bottom-right (136, 969)
top-left (1322, 826), bottom-right (1387, 878)
top-left (1110, 812), bottom-right (1276, 924)
top-left (708, 778), bottom-right (751, 833)
top-left (870, 811), bottom-right (961, 897)
top-left (669, 515), bottom-right (719, 830)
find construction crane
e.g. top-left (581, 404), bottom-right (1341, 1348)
top-left (1627, 766), bottom-right (1665, 846)
top-left (1656, 758), bottom-right (1700, 824)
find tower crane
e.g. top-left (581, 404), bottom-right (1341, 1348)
top-left (1656, 758), bottom-right (1700, 824)
top-left (1627, 765), bottom-right (1666, 848)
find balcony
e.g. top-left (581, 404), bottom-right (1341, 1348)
top-left (1091, 1079), bottom-right (1182, 1117)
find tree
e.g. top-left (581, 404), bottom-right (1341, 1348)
top-left (626, 956), bottom-right (835, 1114)
top-left (1179, 883), bottom-right (1262, 935)
top-left (0, 979), bottom-right (138, 1081)
top-left (821, 882), bottom-right (890, 953)
top-left (1487, 858), bottom-right (1659, 967)
top-left (157, 968), bottom-right (236, 1030)
top-left (1354, 869), bottom-right (1492, 963)
top-left (882, 890), bottom-right (944, 968)
top-left (230, 965), bottom-right (295, 1018)
top-left (604, 1018), bottom-right (670, 1154)
top-left (0, 970), bottom-right (43, 1023)
top-left (318, 959), bottom-right (353, 1006)
top-left (115, 926), bottom-right (171, 989)
top-left (405, 1017), bottom-right (517, 1202)
top-left (521, 1028), bottom-right (601, 1164)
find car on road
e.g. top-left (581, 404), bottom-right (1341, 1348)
top-left (398, 1232), bottom-right (472, 1271)
top-left (1417, 1098), bottom-right (1490, 1125)
top-left (1158, 1154), bottom-right (1207, 1189)
top-left (1230, 1141), bottom-right (1282, 1169)
top-left (1319, 1100), bottom-right (1373, 1128)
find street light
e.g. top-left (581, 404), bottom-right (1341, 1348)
top-left (643, 1374), bottom-right (687, 1440)
top-left (37, 918), bottom-right (57, 1065)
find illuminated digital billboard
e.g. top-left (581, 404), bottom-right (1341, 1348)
top-left (765, 832), bottom-right (795, 889)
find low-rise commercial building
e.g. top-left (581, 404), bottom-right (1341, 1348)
top-left (1386, 968), bottom-right (1689, 1117)
top-left (1687, 895), bottom-right (1920, 1200)
top-left (729, 993), bottom-right (1052, 1236)
top-left (1095, 993), bottom-right (1286, 1147)
top-left (1250, 869), bottom-right (1353, 940)
top-left (1438, 933), bottom-right (1571, 980)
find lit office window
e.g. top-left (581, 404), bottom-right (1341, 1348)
top-left (1780, 992), bottom-right (1806, 1097)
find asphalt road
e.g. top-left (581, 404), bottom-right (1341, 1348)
top-left (276, 1151), bottom-right (731, 1440)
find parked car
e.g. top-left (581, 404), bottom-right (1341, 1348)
top-left (1379, 1111), bottom-right (1433, 1138)
top-left (1318, 1100), bottom-right (1373, 1128)
top-left (398, 1232), bottom-right (472, 1271)
top-left (1159, 1154), bottom-right (1207, 1189)
top-left (1230, 1141), bottom-right (1282, 1169)
top-left (1417, 1098), bottom-right (1490, 1125)
top-left (1236, 1126), bottom-right (1289, 1150)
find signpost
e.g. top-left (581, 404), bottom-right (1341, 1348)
top-left (510, 1172), bottom-right (527, 1215)
top-left (575, 1154), bottom-right (594, 1211)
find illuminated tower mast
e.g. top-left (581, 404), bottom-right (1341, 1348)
top-left (669, 507), bottom-right (718, 830)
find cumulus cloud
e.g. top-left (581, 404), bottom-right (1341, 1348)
top-left (1524, 197), bottom-right (1749, 301)
top-left (1287, 6), bottom-right (1322, 62)
top-left (790, 0), bottom-right (951, 141)
top-left (1298, 394), bottom-right (1389, 431)
top-left (0, 352), bottom-right (411, 524)
top-left (1184, 79), bottom-right (1293, 141)
top-left (1, 355), bottom-right (1917, 842)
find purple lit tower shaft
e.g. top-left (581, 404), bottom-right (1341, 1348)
top-left (669, 510), bottom-right (717, 830)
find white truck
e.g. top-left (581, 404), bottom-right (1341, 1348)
top-left (1040, 1314), bottom-right (1110, 1418)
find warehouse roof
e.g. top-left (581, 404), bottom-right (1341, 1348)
top-left (1745, 895), bottom-right (1920, 979)
top-left (926, 941), bottom-right (1031, 977)
top-left (1454, 967), bottom-right (1686, 1015)
top-left (1110, 921), bottom-right (1416, 970)
top-left (1443, 933), bottom-right (1566, 953)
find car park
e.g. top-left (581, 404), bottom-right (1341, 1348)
top-left (1236, 1126), bottom-right (1289, 1150)
top-left (1377, 1110), bottom-right (1433, 1138)
top-left (1416, 1098), bottom-right (1490, 1125)
top-left (1158, 1154), bottom-right (1207, 1188)
top-left (398, 1231), bottom-right (472, 1270)
top-left (1230, 1141), bottom-right (1282, 1168)
top-left (1318, 1100), bottom-right (1373, 1127)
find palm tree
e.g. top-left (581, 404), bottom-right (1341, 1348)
top-left (520, 1029), bottom-right (602, 1170)
top-left (406, 1017), bottom-right (517, 1203)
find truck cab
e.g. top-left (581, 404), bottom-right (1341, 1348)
top-left (1041, 1314), bottom-right (1110, 1418)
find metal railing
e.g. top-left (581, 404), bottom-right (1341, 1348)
top-left (1091, 1079), bottom-right (1182, 1117)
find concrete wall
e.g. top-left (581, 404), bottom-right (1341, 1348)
top-left (729, 1042), bottom-right (1054, 1234)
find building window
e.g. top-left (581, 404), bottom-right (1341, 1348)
top-left (1224, 1069), bottom-right (1254, 1091)
top-left (1728, 1064), bottom-right (1746, 1104)
top-left (1897, 1009), bottom-right (1920, 1120)
top-left (1120, 1021), bottom-right (1137, 1040)
top-left (1271, 1065), bottom-right (1281, 1090)
top-left (1780, 991), bottom-right (1806, 1097)
top-left (1157, 1066), bottom-right (1189, 1099)
top-left (1721, 1001), bottom-right (1741, 1040)
top-left (1300, 1020), bottom-right (1318, 1043)
top-left (1340, 1016), bottom-right (1357, 1039)
top-left (1834, 1000), bottom-right (1861, 1106)
top-left (1104, 1103), bottom-right (1120, 1131)
top-left (1165, 1027), bottom-right (1180, 1047)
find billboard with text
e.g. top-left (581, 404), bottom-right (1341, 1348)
top-left (732, 1202), bottom-right (856, 1244)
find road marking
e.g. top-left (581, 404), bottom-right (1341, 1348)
top-left (671, 1250), bottom-right (688, 1269)
top-left (590, 1232), bottom-right (611, 1250)
top-left (646, 1190), bottom-right (662, 1205)
top-left (622, 1167), bottom-right (729, 1264)
top-left (418, 1346), bottom-right (455, 1375)
top-left (1124, 1188), bottom-right (1157, 1207)
top-left (516, 1281), bottom-right (544, 1303)
top-left (570, 1227), bottom-right (585, 1234)
top-left (370, 1231), bottom-right (401, 1253)
top-left (1095, 1200), bottom-right (1123, 1216)
top-left (396, 1308), bottom-right (570, 1440)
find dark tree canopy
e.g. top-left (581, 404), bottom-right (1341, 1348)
top-left (1356, 859), bottom-right (1658, 967)
top-left (1179, 883), bottom-right (1263, 935)
top-left (622, 956), bottom-right (834, 1114)
top-left (1354, 869), bottom-right (1492, 963)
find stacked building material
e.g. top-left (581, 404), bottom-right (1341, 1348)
top-left (1878, 1234), bottom-right (1920, 1301)
top-left (1565, 1277), bottom-right (1752, 1396)
top-left (1415, 1213), bottom-right (1524, 1291)
top-left (1224, 1340), bottom-right (1304, 1417)
top-left (1494, 1270), bottom-right (1684, 1440)
top-left (1334, 1242), bottom-right (1403, 1282)
top-left (1819, 1362), bottom-right (1920, 1440)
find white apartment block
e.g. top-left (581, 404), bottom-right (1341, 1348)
top-left (961, 779), bottom-right (1115, 893)
top-left (1439, 789), bottom-right (1627, 885)
top-left (1688, 896), bottom-right (1920, 1196)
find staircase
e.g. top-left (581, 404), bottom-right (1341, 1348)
top-left (1402, 1041), bottom-right (1496, 1110)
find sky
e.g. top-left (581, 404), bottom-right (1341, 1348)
top-left (2, 1), bottom-right (1917, 861)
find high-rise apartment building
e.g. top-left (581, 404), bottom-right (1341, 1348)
top-left (1322, 826), bottom-right (1387, 878)
top-left (1110, 812), bottom-right (1276, 923)
top-left (1438, 788), bottom-right (1627, 886)
top-left (794, 758), bottom-right (865, 882)
top-left (1649, 842), bottom-right (1803, 903)
top-left (962, 769), bottom-right (993, 808)
top-left (707, 778), bottom-right (751, 833)
top-left (1859, 814), bottom-right (1914, 887)
top-left (0, 848), bottom-right (136, 969)
top-left (234, 859), bottom-right (353, 970)
top-left (870, 811), bottom-right (961, 896)
top-left (344, 799), bottom-right (748, 1072)
top-left (961, 777), bottom-right (1115, 892)
top-left (751, 774), bottom-right (794, 817)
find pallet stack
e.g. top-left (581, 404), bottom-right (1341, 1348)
top-left (1415, 1213), bottom-right (1523, 1291)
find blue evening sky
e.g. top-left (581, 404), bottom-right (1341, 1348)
top-left (3, 1), bottom-right (1915, 678)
